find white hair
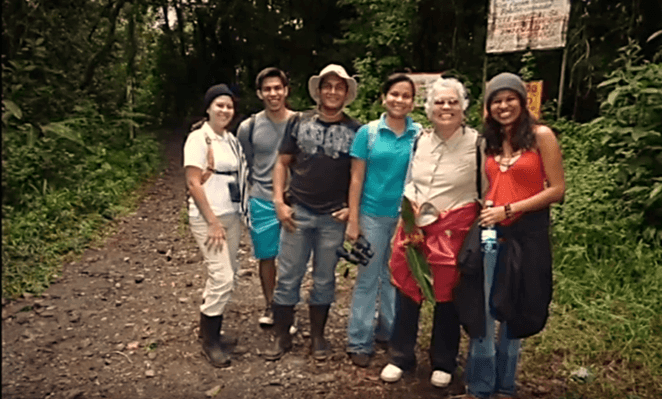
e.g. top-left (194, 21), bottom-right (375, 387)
top-left (424, 77), bottom-right (469, 119)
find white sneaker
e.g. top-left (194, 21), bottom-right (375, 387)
top-left (380, 363), bottom-right (403, 383)
top-left (258, 307), bottom-right (274, 326)
top-left (430, 370), bottom-right (452, 388)
top-left (289, 316), bottom-right (298, 335)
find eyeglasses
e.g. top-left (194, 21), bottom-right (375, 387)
top-left (321, 82), bottom-right (348, 93)
top-left (434, 99), bottom-right (460, 108)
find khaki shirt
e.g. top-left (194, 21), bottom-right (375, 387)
top-left (403, 126), bottom-right (486, 226)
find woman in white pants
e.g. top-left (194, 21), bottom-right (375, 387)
top-left (184, 84), bottom-right (248, 368)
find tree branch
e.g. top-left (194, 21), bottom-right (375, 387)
top-left (80, 0), bottom-right (128, 90)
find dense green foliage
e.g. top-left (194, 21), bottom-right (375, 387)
top-left (2, 0), bottom-right (161, 297)
top-left (527, 126), bottom-right (662, 395)
top-left (526, 43), bottom-right (662, 397)
top-left (2, 100), bottom-right (160, 297)
top-left (2, 0), bottom-right (661, 395)
top-left (588, 44), bottom-right (662, 243)
top-left (139, 0), bottom-right (356, 122)
top-left (94, 0), bottom-right (659, 124)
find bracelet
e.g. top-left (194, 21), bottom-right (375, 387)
top-left (504, 203), bottom-right (513, 219)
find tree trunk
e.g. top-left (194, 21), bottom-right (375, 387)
top-left (80, 0), bottom-right (127, 90)
top-left (174, 0), bottom-right (187, 60)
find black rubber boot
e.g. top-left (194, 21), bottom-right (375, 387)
top-left (263, 304), bottom-right (294, 361)
top-left (219, 333), bottom-right (238, 350)
top-left (309, 304), bottom-right (331, 360)
top-left (197, 324), bottom-right (237, 349)
top-left (200, 313), bottom-right (231, 368)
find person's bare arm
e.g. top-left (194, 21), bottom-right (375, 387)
top-left (186, 166), bottom-right (226, 251)
top-left (273, 153), bottom-right (296, 232)
top-left (345, 158), bottom-right (366, 241)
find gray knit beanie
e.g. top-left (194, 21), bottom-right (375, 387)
top-left (485, 73), bottom-right (527, 106)
top-left (203, 84), bottom-right (234, 113)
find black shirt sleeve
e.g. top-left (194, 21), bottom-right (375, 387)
top-left (279, 112), bottom-right (302, 155)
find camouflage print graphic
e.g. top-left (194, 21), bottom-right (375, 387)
top-left (295, 117), bottom-right (354, 159)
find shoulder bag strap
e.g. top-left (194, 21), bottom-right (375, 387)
top-left (200, 132), bottom-right (215, 186)
top-left (475, 131), bottom-right (483, 200)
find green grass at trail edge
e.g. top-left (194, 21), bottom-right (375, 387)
top-left (519, 120), bottom-right (662, 398)
top-left (2, 133), bottom-right (162, 299)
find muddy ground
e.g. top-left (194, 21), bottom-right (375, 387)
top-left (1, 129), bottom-right (564, 399)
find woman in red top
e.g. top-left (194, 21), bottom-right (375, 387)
top-left (463, 73), bottom-right (565, 399)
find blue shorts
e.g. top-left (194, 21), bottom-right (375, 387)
top-left (249, 197), bottom-right (281, 260)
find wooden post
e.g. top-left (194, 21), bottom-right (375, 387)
top-left (482, 54), bottom-right (488, 95)
top-left (557, 44), bottom-right (568, 120)
top-left (128, 78), bottom-right (135, 140)
top-left (482, 54), bottom-right (489, 121)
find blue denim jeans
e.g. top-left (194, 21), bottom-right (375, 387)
top-left (347, 214), bottom-right (398, 355)
top-left (272, 204), bottom-right (345, 306)
top-left (466, 237), bottom-right (521, 398)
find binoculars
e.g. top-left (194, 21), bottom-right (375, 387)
top-left (336, 235), bottom-right (374, 266)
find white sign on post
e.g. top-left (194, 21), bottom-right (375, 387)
top-left (406, 73), bottom-right (442, 108)
top-left (486, 0), bottom-right (571, 54)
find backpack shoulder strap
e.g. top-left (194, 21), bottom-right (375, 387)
top-left (409, 123), bottom-right (426, 155)
top-left (248, 114), bottom-right (257, 146)
top-left (200, 131), bottom-right (215, 185)
top-left (475, 131), bottom-right (483, 200)
top-left (411, 124), bottom-right (423, 154)
top-left (286, 111), bottom-right (303, 134)
top-left (367, 120), bottom-right (380, 154)
top-left (247, 113), bottom-right (257, 145)
top-left (190, 118), bottom-right (206, 132)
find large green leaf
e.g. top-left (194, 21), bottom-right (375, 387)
top-left (400, 197), bottom-right (435, 302)
top-left (606, 88), bottom-right (623, 107)
top-left (401, 197), bottom-right (416, 234)
top-left (649, 183), bottom-right (662, 201)
top-left (2, 100), bottom-right (23, 124)
top-left (597, 77), bottom-right (622, 88)
top-left (405, 246), bottom-right (435, 303)
top-left (40, 121), bottom-right (87, 149)
top-left (631, 129), bottom-right (660, 141)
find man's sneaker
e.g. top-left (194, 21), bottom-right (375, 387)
top-left (259, 307), bottom-right (274, 327)
top-left (350, 353), bottom-right (370, 368)
top-left (430, 370), bottom-right (452, 388)
top-left (380, 363), bottom-right (403, 383)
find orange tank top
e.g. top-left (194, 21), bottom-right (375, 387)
top-left (485, 150), bottom-right (546, 226)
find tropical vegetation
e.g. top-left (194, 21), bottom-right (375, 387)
top-left (2, 0), bottom-right (661, 396)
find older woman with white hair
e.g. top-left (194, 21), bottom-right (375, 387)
top-left (380, 77), bottom-right (484, 388)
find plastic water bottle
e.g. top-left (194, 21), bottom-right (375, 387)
top-left (481, 201), bottom-right (499, 304)
top-left (481, 201), bottom-right (498, 256)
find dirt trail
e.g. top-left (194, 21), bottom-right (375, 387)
top-left (2, 128), bottom-right (551, 399)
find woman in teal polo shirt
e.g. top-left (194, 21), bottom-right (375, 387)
top-left (345, 73), bottom-right (421, 367)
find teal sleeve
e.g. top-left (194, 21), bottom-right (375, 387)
top-left (349, 125), bottom-right (370, 160)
